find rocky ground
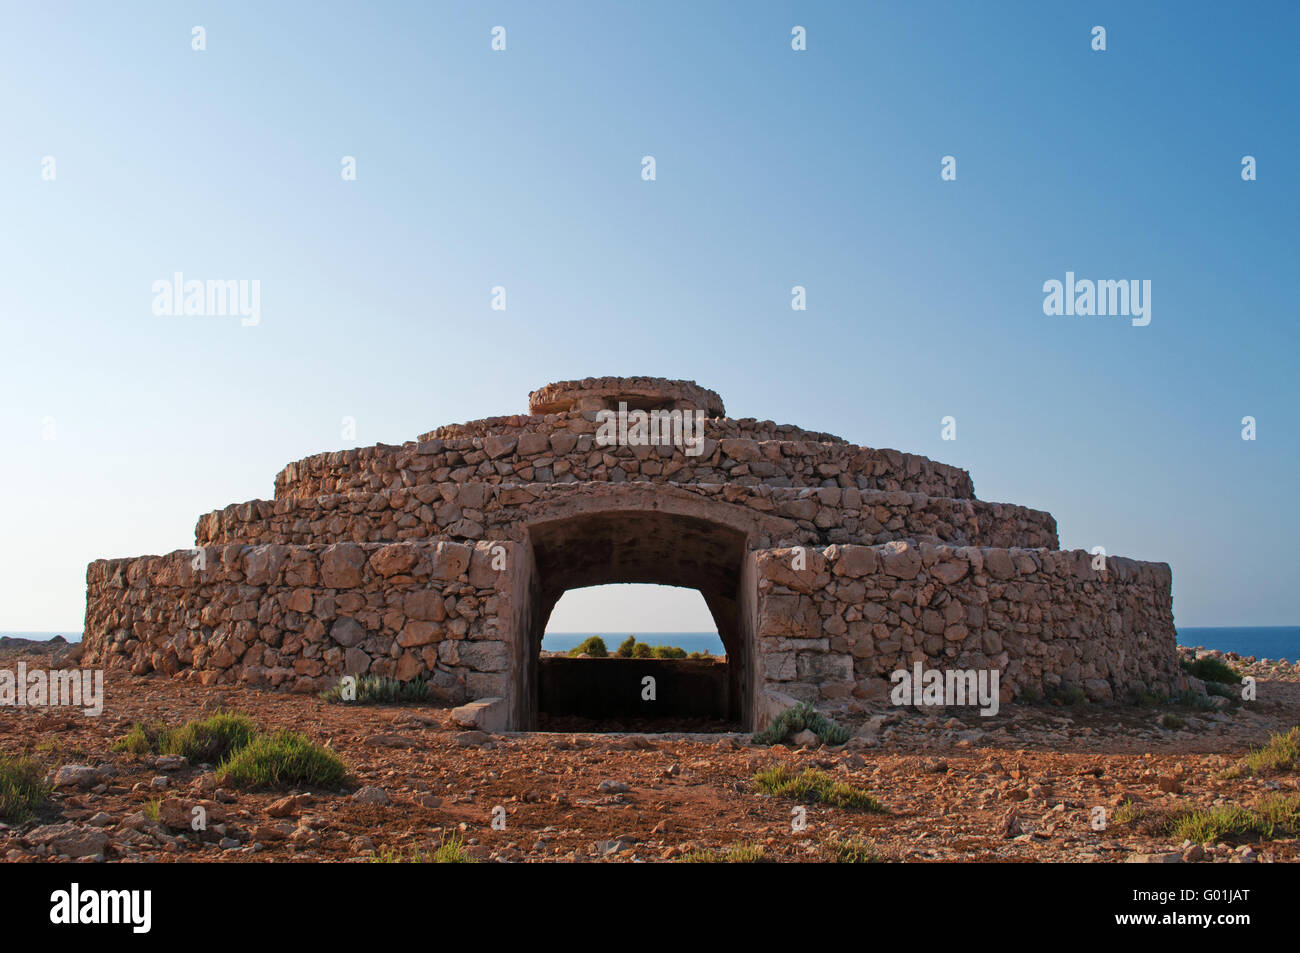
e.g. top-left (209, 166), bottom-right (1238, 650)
top-left (1, 643), bottom-right (1297, 863)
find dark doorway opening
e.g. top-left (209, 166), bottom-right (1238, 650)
top-left (521, 509), bottom-right (753, 732)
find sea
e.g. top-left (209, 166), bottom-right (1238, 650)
top-left (4, 627), bottom-right (1298, 661)
top-left (542, 632), bottom-right (726, 655)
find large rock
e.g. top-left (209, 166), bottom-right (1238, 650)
top-left (330, 617), bottom-right (365, 647)
top-left (369, 544), bottom-right (418, 578)
top-left (879, 541), bottom-right (922, 579)
top-left (320, 543), bottom-right (366, 588)
top-left (24, 823), bottom-right (110, 859)
top-left (53, 765), bottom-right (100, 789)
top-left (451, 697), bottom-right (508, 732)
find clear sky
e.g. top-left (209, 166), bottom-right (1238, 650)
top-left (1, 2), bottom-right (1296, 633)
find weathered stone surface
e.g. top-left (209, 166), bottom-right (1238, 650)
top-left (320, 543), bottom-right (366, 587)
top-left (451, 697), bottom-right (508, 732)
top-left (53, 765), bottom-right (100, 789)
top-left (82, 377), bottom-right (1177, 735)
top-left (330, 617), bottom-right (365, 648)
top-left (23, 823), bottom-right (110, 858)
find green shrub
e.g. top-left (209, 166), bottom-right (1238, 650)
top-left (1048, 685), bottom-right (1087, 707)
top-left (1126, 687), bottom-right (1164, 708)
top-left (1162, 806), bottom-right (1267, 843)
top-left (753, 763), bottom-right (889, 813)
top-left (1182, 656), bottom-right (1240, 685)
top-left (609, 635), bottom-right (690, 660)
top-left (159, 712), bottom-right (258, 763)
top-left (752, 702), bottom-right (850, 747)
top-left (679, 843), bottom-right (765, 863)
top-left (1159, 712), bottom-right (1186, 730)
top-left (1229, 727), bottom-right (1300, 778)
top-left (1206, 681), bottom-right (1238, 700)
top-left (370, 834), bottom-right (476, 863)
top-left (652, 645), bottom-right (687, 659)
top-left (823, 835), bottom-right (887, 863)
top-left (110, 721), bottom-right (165, 755)
top-left (0, 753), bottom-right (52, 822)
top-left (319, 674), bottom-right (432, 705)
top-left (215, 730), bottom-right (349, 790)
top-left (1135, 793), bottom-right (1300, 843)
top-left (1112, 800), bottom-right (1143, 826)
top-left (110, 712), bottom-right (257, 764)
top-left (1252, 794), bottom-right (1300, 835)
top-left (1171, 690), bottom-right (1216, 710)
top-left (567, 636), bottom-right (608, 658)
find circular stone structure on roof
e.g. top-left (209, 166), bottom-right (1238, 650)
top-left (528, 376), bottom-right (725, 417)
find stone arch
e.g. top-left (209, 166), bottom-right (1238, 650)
top-left (513, 495), bottom-right (766, 730)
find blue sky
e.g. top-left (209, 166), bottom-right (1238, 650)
top-left (1, 2), bottom-right (1296, 632)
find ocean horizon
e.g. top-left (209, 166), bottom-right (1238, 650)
top-left (7, 627), bottom-right (1297, 661)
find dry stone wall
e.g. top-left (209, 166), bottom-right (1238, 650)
top-left (82, 376), bottom-right (1182, 730)
top-left (425, 411), bottom-right (847, 445)
top-left (753, 542), bottom-right (1185, 720)
top-left (82, 540), bottom-right (520, 702)
top-left (274, 433), bottom-right (975, 501)
top-left (198, 481), bottom-right (1057, 551)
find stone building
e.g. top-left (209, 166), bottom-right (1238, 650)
top-left (82, 376), bottom-right (1185, 730)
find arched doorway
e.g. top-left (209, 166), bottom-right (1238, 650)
top-left (516, 506), bottom-right (757, 730)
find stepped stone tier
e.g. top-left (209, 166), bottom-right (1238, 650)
top-left (82, 376), bottom-right (1186, 730)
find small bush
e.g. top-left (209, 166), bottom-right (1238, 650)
top-left (432, 834), bottom-right (476, 863)
top-left (612, 635), bottom-right (691, 659)
top-left (1229, 727), bottom-right (1300, 778)
top-left (1126, 688), bottom-right (1164, 708)
top-left (1171, 690), bottom-right (1216, 710)
top-left (1159, 712), bottom-right (1186, 730)
top-left (215, 730), bottom-right (349, 790)
top-left (111, 713), bottom-right (257, 764)
top-left (160, 712), bottom-right (258, 763)
top-left (370, 834), bottom-right (476, 863)
top-left (0, 754), bottom-right (52, 822)
top-left (1048, 685), bottom-right (1087, 707)
top-left (319, 674), bottom-right (432, 705)
top-left (1162, 806), bottom-right (1266, 843)
top-left (1206, 681), bottom-right (1238, 700)
top-left (1182, 657), bottom-right (1240, 685)
top-left (110, 721), bottom-right (167, 755)
top-left (568, 636), bottom-right (608, 658)
top-left (752, 702), bottom-right (850, 747)
top-left (753, 763), bottom-right (889, 813)
top-left (823, 835), bottom-right (888, 863)
top-left (652, 645), bottom-right (687, 659)
top-left (1139, 794), bottom-right (1300, 843)
top-left (1253, 794), bottom-right (1300, 834)
top-left (679, 843), bottom-right (765, 863)
top-left (1112, 800), bottom-right (1143, 826)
